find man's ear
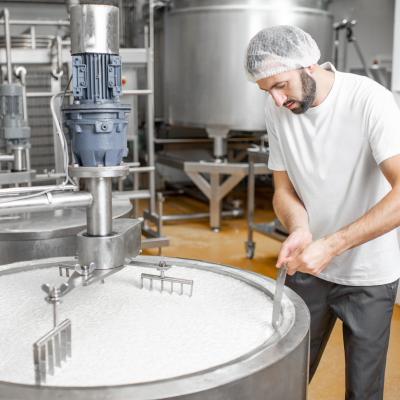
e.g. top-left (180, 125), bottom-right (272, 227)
top-left (304, 65), bottom-right (316, 76)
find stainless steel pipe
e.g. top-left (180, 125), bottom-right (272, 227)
top-left (86, 178), bottom-right (113, 236)
top-left (12, 147), bottom-right (24, 171)
top-left (0, 184), bottom-right (76, 195)
top-left (213, 137), bottom-right (227, 160)
top-left (0, 9), bottom-right (12, 84)
top-left (14, 66), bottom-right (28, 121)
top-left (0, 154), bottom-right (14, 162)
top-left (0, 19), bottom-right (69, 26)
top-left (0, 191), bottom-right (93, 216)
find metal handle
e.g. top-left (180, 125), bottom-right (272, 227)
top-left (271, 264), bottom-right (288, 330)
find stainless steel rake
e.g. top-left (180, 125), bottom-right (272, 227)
top-left (33, 283), bottom-right (71, 384)
top-left (140, 260), bottom-right (194, 296)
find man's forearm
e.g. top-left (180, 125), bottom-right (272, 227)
top-left (327, 187), bottom-right (400, 256)
top-left (273, 188), bottom-right (310, 234)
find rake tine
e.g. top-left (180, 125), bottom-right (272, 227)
top-left (61, 329), bottom-right (67, 362)
top-left (66, 323), bottom-right (72, 358)
top-left (140, 270), bottom-right (194, 297)
top-left (33, 319), bottom-right (72, 384)
top-left (33, 345), bottom-right (40, 385)
top-left (48, 339), bottom-right (55, 375)
top-left (54, 331), bottom-right (61, 367)
top-left (40, 344), bottom-right (46, 383)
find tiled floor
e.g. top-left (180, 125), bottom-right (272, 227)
top-left (142, 194), bottom-right (400, 399)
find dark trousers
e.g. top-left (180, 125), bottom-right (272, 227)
top-left (285, 272), bottom-right (399, 400)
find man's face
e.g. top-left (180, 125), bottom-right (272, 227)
top-left (256, 68), bottom-right (316, 114)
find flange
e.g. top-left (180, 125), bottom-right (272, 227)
top-left (68, 165), bottom-right (128, 179)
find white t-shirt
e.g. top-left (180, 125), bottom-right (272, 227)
top-left (267, 63), bottom-right (400, 285)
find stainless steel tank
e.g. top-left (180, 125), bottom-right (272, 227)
top-left (0, 255), bottom-right (309, 400)
top-left (163, 0), bottom-right (333, 133)
top-left (0, 196), bottom-right (132, 265)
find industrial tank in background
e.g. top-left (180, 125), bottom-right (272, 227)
top-left (162, 0), bottom-right (333, 135)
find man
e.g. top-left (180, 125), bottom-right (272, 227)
top-left (245, 25), bottom-right (400, 400)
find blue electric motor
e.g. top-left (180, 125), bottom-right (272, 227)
top-left (62, 1), bottom-right (130, 167)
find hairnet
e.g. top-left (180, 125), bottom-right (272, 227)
top-left (245, 25), bottom-right (321, 82)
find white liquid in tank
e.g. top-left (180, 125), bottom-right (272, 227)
top-left (0, 264), bottom-right (274, 386)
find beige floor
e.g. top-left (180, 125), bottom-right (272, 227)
top-left (142, 195), bottom-right (400, 399)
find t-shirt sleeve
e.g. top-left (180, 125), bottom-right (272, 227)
top-left (265, 103), bottom-right (286, 171)
top-left (367, 89), bottom-right (400, 165)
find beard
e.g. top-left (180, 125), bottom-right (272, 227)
top-left (287, 70), bottom-right (316, 114)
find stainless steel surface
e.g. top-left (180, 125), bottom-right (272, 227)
top-left (213, 136), bottom-right (227, 160)
top-left (0, 191), bottom-right (93, 216)
top-left (0, 184), bottom-right (76, 195)
top-left (245, 146), bottom-right (289, 255)
top-left (33, 173), bottom-right (69, 182)
top-left (86, 178), bottom-right (112, 237)
top-left (123, 89), bottom-right (152, 95)
top-left (12, 146), bottom-right (25, 171)
top-left (184, 161), bottom-right (269, 230)
top-left (0, 255), bottom-right (309, 400)
top-left (147, 209), bottom-right (243, 222)
top-left (0, 197), bottom-right (131, 240)
top-left (14, 67), bottom-right (28, 122)
top-left (0, 153), bottom-right (14, 162)
top-left (163, 0), bottom-right (333, 132)
top-left (0, 9), bottom-right (12, 84)
top-left (0, 170), bottom-right (35, 185)
top-left (0, 34), bottom-right (55, 49)
top-left (245, 146), bottom-right (270, 258)
top-left (24, 147), bottom-right (31, 175)
top-left (0, 196), bottom-right (132, 265)
top-left (146, 3), bottom-right (156, 213)
top-left (77, 218), bottom-right (142, 270)
top-left (272, 265), bottom-right (288, 329)
top-left (69, 165), bottom-right (129, 179)
top-left (0, 19), bottom-right (69, 26)
top-left (113, 189), bottom-right (151, 200)
top-left (70, 4), bottom-right (119, 54)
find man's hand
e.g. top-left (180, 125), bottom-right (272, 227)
top-left (286, 237), bottom-right (337, 276)
top-left (276, 228), bottom-right (312, 269)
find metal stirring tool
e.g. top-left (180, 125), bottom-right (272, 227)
top-left (271, 264), bottom-right (288, 330)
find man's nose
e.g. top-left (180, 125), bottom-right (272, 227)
top-left (270, 91), bottom-right (286, 107)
